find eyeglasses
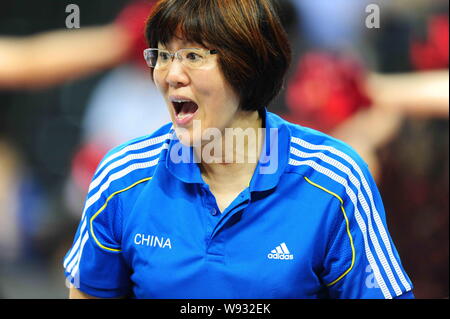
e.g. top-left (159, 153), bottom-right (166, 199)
top-left (143, 48), bottom-right (218, 70)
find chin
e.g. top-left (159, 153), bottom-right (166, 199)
top-left (174, 127), bottom-right (200, 147)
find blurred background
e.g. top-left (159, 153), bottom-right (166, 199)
top-left (0, 0), bottom-right (448, 299)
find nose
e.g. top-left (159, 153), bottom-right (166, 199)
top-left (165, 58), bottom-right (189, 88)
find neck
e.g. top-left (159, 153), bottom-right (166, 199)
top-left (196, 110), bottom-right (264, 185)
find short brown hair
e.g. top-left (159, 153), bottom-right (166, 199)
top-left (145, 0), bottom-right (292, 112)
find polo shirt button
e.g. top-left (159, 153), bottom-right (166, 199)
top-left (210, 208), bottom-right (218, 216)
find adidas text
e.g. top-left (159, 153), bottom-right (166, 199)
top-left (267, 253), bottom-right (294, 260)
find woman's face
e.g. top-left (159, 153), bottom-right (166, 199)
top-left (153, 36), bottom-right (241, 146)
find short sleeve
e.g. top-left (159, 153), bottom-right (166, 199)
top-left (63, 166), bottom-right (131, 298)
top-left (321, 161), bottom-right (414, 299)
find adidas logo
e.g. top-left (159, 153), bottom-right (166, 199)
top-left (267, 242), bottom-right (294, 260)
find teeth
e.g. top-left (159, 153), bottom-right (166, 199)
top-left (176, 112), bottom-right (192, 120)
top-left (172, 99), bottom-right (191, 103)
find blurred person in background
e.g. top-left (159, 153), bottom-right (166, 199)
top-left (0, 1), bottom-right (149, 89)
top-left (285, 53), bottom-right (448, 180)
top-left (0, 138), bottom-right (48, 297)
top-left (285, 0), bottom-right (448, 180)
top-left (0, 140), bottom-right (22, 263)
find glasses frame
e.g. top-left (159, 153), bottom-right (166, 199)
top-left (143, 47), bottom-right (218, 70)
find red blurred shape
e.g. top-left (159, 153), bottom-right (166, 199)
top-left (411, 14), bottom-right (449, 70)
top-left (286, 52), bottom-right (372, 133)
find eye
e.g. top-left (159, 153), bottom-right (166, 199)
top-left (159, 51), bottom-right (171, 61)
top-left (186, 52), bottom-right (203, 61)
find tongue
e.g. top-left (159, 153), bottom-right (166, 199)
top-left (180, 102), bottom-right (198, 114)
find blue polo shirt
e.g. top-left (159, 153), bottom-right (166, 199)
top-left (63, 109), bottom-right (414, 299)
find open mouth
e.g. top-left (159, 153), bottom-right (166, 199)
top-left (171, 98), bottom-right (199, 123)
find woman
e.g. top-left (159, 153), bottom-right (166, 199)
top-left (64, 0), bottom-right (414, 299)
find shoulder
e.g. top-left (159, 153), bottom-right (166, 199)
top-left (85, 122), bottom-right (173, 207)
top-left (284, 121), bottom-right (374, 200)
top-left (73, 123), bottom-right (174, 253)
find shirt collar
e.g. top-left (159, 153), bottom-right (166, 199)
top-left (165, 108), bottom-right (290, 191)
top-left (165, 134), bottom-right (204, 184)
top-left (249, 108), bottom-right (290, 192)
